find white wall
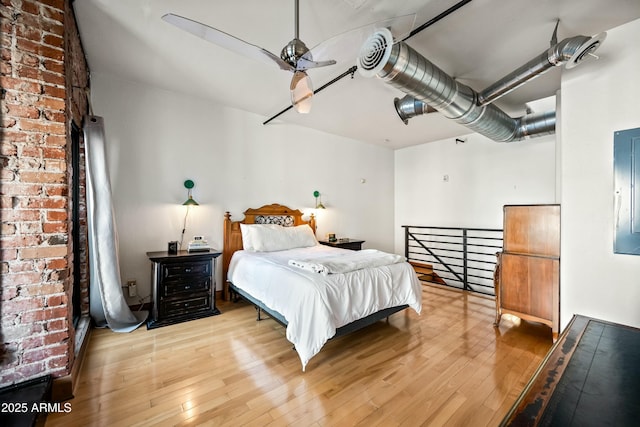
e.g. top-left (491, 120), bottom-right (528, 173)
top-left (91, 72), bottom-right (395, 305)
top-left (394, 132), bottom-right (557, 252)
top-left (559, 18), bottom-right (640, 329)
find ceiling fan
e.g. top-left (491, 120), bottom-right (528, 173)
top-left (162, 0), bottom-right (415, 114)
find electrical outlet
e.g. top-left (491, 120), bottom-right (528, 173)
top-left (127, 280), bottom-right (137, 297)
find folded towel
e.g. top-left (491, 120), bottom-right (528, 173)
top-left (288, 249), bottom-right (404, 275)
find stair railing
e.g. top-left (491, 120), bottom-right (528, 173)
top-left (403, 225), bottom-right (503, 296)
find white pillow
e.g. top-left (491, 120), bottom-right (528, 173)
top-left (240, 223), bottom-right (317, 252)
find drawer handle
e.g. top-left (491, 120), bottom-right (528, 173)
top-left (184, 285), bottom-right (191, 290)
top-left (185, 268), bottom-right (192, 273)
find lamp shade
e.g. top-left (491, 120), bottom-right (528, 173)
top-left (291, 71), bottom-right (313, 114)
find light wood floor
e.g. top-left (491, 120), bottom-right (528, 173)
top-left (46, 284), bottom-right (552, 426)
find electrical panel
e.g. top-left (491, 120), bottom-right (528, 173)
top-left (613, 127), bottom-right (640, 255)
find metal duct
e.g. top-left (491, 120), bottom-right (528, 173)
top-left (394, 95), bottom-right (436, 124)
top-left (478, 32), bottom-right (606, 106)
top-left (358, 28), bottom-right (602, 142)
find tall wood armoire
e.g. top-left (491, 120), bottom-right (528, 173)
top-left (495, 204), bottom-right (560, 339)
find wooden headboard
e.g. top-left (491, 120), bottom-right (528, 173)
top-left (222, 203), bottom-right (316, 300)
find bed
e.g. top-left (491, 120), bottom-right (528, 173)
top-left (222, 204), bottom-right (422, 370)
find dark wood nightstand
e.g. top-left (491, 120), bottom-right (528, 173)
top-left (318, 239), bottom-right (365, 251)
top-left (146, 250), bottom-right (221, 329)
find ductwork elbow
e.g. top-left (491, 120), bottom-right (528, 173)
top-left (549, 33), bottom-right (606, 69)
top-left (394, 95), bottom-right (436, 125)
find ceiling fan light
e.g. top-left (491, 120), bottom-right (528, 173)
top-left (291, 71), bottom-right (313, 114)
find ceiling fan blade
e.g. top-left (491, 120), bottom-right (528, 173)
top-left (304, 13), bottom-right (416, 68)
top-left (162, 13), bottom-right (294, 72)
top-left (296, 58), bottom-right (337, 71)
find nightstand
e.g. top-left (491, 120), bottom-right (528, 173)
top-left (318, 238), bottom-right (365, 251)
top-left (146, 250), bottom-right (221, 329)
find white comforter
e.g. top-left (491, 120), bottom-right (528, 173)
top-left (227, 245), bottom-right (422, 370)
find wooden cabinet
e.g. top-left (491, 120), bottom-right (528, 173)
top-left (318, 239), bottom-right (365, 251)
top-left (495, 205), bottom-right (560, 339)
top-left (146, 250), bottom-right (221, 329)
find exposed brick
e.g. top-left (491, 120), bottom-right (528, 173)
top-left (42, 58), bottom-right (63, 74)
top-left (42, 33), bottom-right (63, 48)
top-left (43, 222), bottom-right (66, 233)
top-left (34, 283), bottom-right (64, 295)
top-left (6, 103), bottom-right (40, 119)
top-left (14, 362), bottom-right (46, 381)
top-left (7, 260), bottom-right (38, 273)
top-left (46, 355), bottom-right (68, 370)
top-left (45, 258), bottom-right (66, 269)
top-left (20, 0), bottom-right (40, 16)
top-left (17, 51), bottom-right (40, 68)
top-left (0, 76), bottom-right (41, 93)
top-left (1, 208), bottom-right (41, 221)
top-left (42, 20), bottom-right (64, 37)
top-left (43, 109), bottom-right (65, 122)
top-left (16, 37), bottom-right (41, 56)
top-left (2, 286), bottom-right (17, 300)
top-left (44, 158), bottom-right (66, 172)
top-left (46, 234), bottom-right (66, 246)
top-left (19, 119), bottom-right (65, 135)
top-left (1, 248), bottom-right (19, 262)
top-left (20, 245), bottom-right (67, 259)
top-left (0, 235), bottom-right (41, 249)
top-left (3, 298), bottom-right (44, 315)
top-left (36, 96), bottom-right (65, 111)
top-left (2, 223), bottom-right (17, 235)
top-left (42, 84), bottom-right (65, 99)
top-left (19, 221), bottom-right (43, 234)
top-left (21, 145), bottom-right (42, 157)
top-left (43, 134), bottom-right (66, 146)
top-left (45, 294), bottom-right (65, 307)
top-left (26, 197), bottom-right (66, 209)
top-left (20, 336), bottom-right (45, 351)
top-left (1, 168), bottom-right (16, 180)
top-left (46, 318), bottom-right (66, 332)
top-left (1, 60), bottom-right (11, 74)
top-left (16, 24), bottom-right (42, 42)
top-left (40, 0), bottom-right (65, 11)
top-left (43, 330), bottom-right (68, 345)
top-left (1, 183), bottom-right (43, 196)
top-left (20, 171), bottom-right (66, 184)
top-left (1, 271), bottom-right (42, 287)
top-left (1, 0), bottom-right (90, 389)
top-left (16, 64), bottom-right (40, 80)
top-left (42, 70), bottom-right (64, 86)
top-left (44, 185), bottom-right (67, 197)
top-left (23, 347), bottom-right (65, 365)
top-left (42, 146), bottom-right (65, 159)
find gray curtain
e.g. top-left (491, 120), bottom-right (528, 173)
top-left (83, 115), bottom-right (147, 332)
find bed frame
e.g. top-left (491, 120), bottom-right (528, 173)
top-left (222, 203), bottom-right (409, 339)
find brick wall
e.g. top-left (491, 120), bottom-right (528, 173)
top-left (0, 0), bottom-right (89, 387)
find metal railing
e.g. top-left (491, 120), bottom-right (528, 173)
top-left (403, 225), bottom-right (503, 296)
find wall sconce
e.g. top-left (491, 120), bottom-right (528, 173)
top-left (313, 190), bottom-right (326, 209)
top-left (183, 179), bottom-right (199, 206)
top-left (180, 179), bottom-right (198, 249)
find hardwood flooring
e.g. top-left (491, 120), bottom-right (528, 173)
top-left (46, 284), bottom-right (552, 426)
